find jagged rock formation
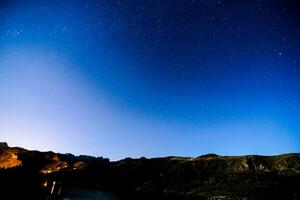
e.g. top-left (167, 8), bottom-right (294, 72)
top-left (0, 142), bottom-right (8, 150)
top-left (0, 142), bottom-right (299, 199)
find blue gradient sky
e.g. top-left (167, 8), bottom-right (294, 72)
top-left (0, 0), bottom-right (299, 160)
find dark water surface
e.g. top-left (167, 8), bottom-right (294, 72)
top-left (59, 187), bottom-right (190, 200)
top-left (61, 188), bottom-right (123, 200)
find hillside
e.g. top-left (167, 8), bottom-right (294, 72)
top-left (0, 142), bottom-right (299, 199)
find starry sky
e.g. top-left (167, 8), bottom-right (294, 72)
top-left (0, 0), bottom-right (299, 160)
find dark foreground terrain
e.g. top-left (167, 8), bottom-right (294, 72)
top-left (0, 142), bottom-right (299, 200)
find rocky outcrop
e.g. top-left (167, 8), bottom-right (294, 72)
top-left (0, 150), bottom-right (22, 169)
top-left (0, 142), bottom-right (9, 150)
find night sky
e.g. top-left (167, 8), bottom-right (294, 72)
top-left (0, 0), bottom-right (299, 160)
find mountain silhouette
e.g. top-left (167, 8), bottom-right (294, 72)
top-left (0, 142), bottom-right (299, 199)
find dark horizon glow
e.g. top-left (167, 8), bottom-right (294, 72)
top-left (0, 0), bottom-right (299, 160)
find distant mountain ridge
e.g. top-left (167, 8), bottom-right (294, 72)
top-left (0, 142), bottom-right (299, 199)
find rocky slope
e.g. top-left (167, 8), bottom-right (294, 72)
top-left (0, 142), bottom-right (299, 199)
